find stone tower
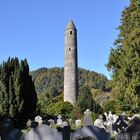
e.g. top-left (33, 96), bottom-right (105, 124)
top-left (64, 19), bottom-right (78, 106)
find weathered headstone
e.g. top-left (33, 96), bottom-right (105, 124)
top-left (112, 114), bottom-right (118, 123)
top-left (107, 111), bottom-right (113, 123)
top-left (132, 131), bottom-right (140, 140)
top-left (68, 118), bottom-right (73, 126)
top-left (116, 131), bottom-right (131, 140)
top-left (106, 111), bottom-right (113, 135)
top-left (83, 109), bottom-right (93, 126)
top-left (94, 115), bottom-right (106, 130)
top-left (63, 121), bottom-right (68, 127)
top-left (75, 119), bottom-right (82, 128)
top-left (57, 115), bottom-right (63, 127)
top-left (7, 128), bottom-right (23, 140)
top-left (62, 126), bottom-right (70, 140)
top-left (73, 125), bottom-right (110, 140)
top-left (35, 115), bottom-right (43, 126)
top-left (48, 119), bottom-right (55, 127)
top-left (0, 118), bottom-right (14, 139)
top-left (125, 116), bottom-right (140, 132)
top-left (26, 119), bottom-right (32, 128)
top-left (31, 121), bottom-right (38, 128)
top-left (24, 124), bottom-right (62, 140)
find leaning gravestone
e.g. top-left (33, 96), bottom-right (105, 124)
top-left (83, 109), bottom-right (93, 126)
top-left (26, 119), bottom-right (32, 128)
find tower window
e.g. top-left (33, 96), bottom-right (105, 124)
top-left (69, 48), bottom-right (71, 51)
top-left (70, 31), bottom-right (72, 35)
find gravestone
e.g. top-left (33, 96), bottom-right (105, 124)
top-left (116, 131), bottom-right (131, 140)
top-left (0, 118), bottom-right (14, 139)
top-left (83, 109), bottom-right (93, 126)
top-left (106, 111), bottom-right (113, 135)
top-left (57, 115), bottom-right (63, 127)
top-left (75, 119), bottom-right (82, 128)
top-left (24, 124), bottom-right (62, 140)
top-left (62, 126), bottom-right (70, 140)
top-left (73, 125), bottom-right (110, 140)
top-left (26, 119), bottom-right (32, 128)
top-left (35, 115), bottom-right (43, 126)
top-left (125, 116), bottom-right (140, 132)
top-left (69, 118), bottom-right (73, 126)
top-left (94, 115), bottom-right (106, 130)
top-left (74, 137), bottom-right (96, 140)
top-left (7, 128), bottom-right (23, 140)
top-left (107, 111), bottom-right (113, 123)
top-left (132, 131), bottom-right (140, 140)
top-left (63, 121), bottom-right (68, 127)
top-left (112, 114), bottom-right (118, 123)
top-left (48, 119), bottom-right (55, 127)
top-left (31, 121), bottom-right (38, 128)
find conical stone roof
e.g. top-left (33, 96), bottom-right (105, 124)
top-left (65, 19), bottom-right (76, 30)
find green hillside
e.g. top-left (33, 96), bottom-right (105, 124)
top-left (31, 67), bottom-right (110, 97)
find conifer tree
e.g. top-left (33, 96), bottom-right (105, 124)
top-left (107, 0), bottom-right (140, 113)
top-left (77, 86), bottom-right (100, 113)
top-left (0, 58), bottom-right (37, 124)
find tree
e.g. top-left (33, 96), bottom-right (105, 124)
top-left (107, 0), bottom-right (140, 113)
top-left (103, 100), bottom-right (117, 113)
top-left (61, 101), bottom-right (74, 118)
top-left (78, 86), bottom-right (99, 113)
top-left (0, 58), bottom-right (37, 125)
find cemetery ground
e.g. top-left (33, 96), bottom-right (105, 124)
top-left (1, 109), bottom-right (140, 140)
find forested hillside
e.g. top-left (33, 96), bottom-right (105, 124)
top-left (31, 67), bottom-right (110, 97)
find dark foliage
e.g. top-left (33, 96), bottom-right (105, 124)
top-left (78, 86), bottom-right (101, 113)
top-left (106, 0), bottom-right (140, 113)
top-left (0, 57), bottom-right (37, 127)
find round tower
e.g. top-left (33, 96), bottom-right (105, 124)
top-left (64, 19), bottom-right (78, 106)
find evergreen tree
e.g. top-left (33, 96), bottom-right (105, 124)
top-left (107, 0), bottom-right (140, 113)
top-left (0, 58), bottom-right (37, 124)
top-left (77, 86), bottom-right (100, 113)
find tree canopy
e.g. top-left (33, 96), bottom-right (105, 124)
top-left (0, 57), bottom-right (37, 124)
top-left (78, 86), bottom-right (101, 113)
top-left (107, 0), bottom-right (140, 113)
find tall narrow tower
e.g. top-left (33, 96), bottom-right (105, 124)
top-left (64, 19), bottom-right (78, 106)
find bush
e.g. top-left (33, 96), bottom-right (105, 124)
top-left (46, 101), bottom-right (74, 118)
top-left (103, 100), bottom-right (117, 113)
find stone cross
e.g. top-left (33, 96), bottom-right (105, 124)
top-left (57, 115), bottom-right (63, 127)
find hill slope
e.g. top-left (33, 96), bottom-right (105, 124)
top-left (31, 67), bottom-right (110, 97)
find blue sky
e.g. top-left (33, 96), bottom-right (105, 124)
top-left (0, 0), bottom-right (130, 79)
